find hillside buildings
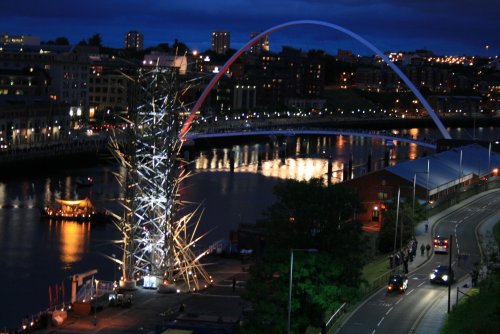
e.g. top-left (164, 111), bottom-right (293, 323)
top-left (0, 28), bottom-right (498, 150)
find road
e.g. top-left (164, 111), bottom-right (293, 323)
top-left (336, 191), bottom-right (500, 334)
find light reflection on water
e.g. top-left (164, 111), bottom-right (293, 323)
top-left (47, 220), bottom-right (91, 267)
top-left (192, 131), bottom-right (429, 184)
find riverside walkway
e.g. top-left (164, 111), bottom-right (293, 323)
top-left (36, 255), bottom-right (248, 334)
top-left (0, 135), bottom-right (110, 165)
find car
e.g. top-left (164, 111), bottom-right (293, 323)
top-left (430, 265), bottom-right (454, 285)
top-left (433, 235), bottom-right (449, 253)
top-left (387, 274), bottom-right (408, 293)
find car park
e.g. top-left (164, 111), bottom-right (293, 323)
top-left (430, 265), bottom-right (454, 285)
top-left (387, 274), bottom-right (408, 293)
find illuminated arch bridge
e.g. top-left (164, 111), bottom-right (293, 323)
top-left (184, 129), bottom-right (437, 149)
top-left (180, 20), bottom-right (452, 141)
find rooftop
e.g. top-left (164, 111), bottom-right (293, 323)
top-left (387, 144), bottom-right (500, 194)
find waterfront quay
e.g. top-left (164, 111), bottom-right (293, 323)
top-left (36, 255), bottom-right (248, 334)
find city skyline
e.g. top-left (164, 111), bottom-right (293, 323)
top-left (0, 0), bottom-right (498, 56)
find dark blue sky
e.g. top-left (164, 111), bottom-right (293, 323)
top-left (1, 0), bottom-right (498, 56)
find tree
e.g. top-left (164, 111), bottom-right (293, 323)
top-left (42, 36), bottom-right (70, 45)
top-left (87, 34), bottom-right (102, 47)
top-left (54, 37), bottom-right (70, 45)
top-left (154, 43), bottom-right (170, 53)
top-left (241, 179), bottom-right (366, 333)
top-left (377, 200), bottom-right (425, 253)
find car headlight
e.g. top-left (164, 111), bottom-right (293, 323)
top-left (442, 275), bottom-right (448, 281)
top-left (430, 273), bottom-right (436, 279)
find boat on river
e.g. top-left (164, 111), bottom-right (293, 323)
top-left (40, 198), bottom-right (109, 223)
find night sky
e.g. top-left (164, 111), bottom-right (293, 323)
top-left (1, 0), bottom-right (498, 56)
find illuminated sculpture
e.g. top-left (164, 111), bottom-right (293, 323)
top-left (109, 64), bottom-right (211, 291)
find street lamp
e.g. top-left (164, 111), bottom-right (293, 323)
top-left (288, 248), bottom-right (318, 334)
top-left (412, 160), bottom-right (430, 217)
top-left (393, 187), bottom-right (401, 254)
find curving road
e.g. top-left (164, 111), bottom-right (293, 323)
top-left (336, 190), bottom-right (500, 334)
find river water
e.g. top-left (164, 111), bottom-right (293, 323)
top-left (0, 126), bottom-right (497, 329)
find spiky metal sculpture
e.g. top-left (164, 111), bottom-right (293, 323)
top-left (109, 64), bottom-right (212, 291)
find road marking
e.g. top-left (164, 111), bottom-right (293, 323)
top-left (385, 307), bottom-right (393, 316)
top-left (371, 330), bottom-right (376, 334)
top-left (406, 289), bottom-right (415, 295)
top-left (377, 317), bottom-right (385, 327)
top-left (192, 293), bottom-right (240, 298)
top-left (395, 299), bottom-right (402, 305)
top-left (418, 281), bottom-right (425, 287)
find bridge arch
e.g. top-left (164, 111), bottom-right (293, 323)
top-left (180, 20), bottom-right (451, 140)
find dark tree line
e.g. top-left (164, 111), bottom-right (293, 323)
top-left (241, 178), bottom-right (367, 334)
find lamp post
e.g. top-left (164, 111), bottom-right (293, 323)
top-left (426, 160), bottom-right (430, 218)
top-left (459, 150), bottom-right (463, 191)
top-left (393, 187), bottom-right (401, 254)
top-left (112, 253), bottom-right (117, 282)
top-left (288, 248), bottom-right (318, 334)
top-left (413, 163), bottom-right (430, 217)
top-left (488, 142), bottom-right (491, 172)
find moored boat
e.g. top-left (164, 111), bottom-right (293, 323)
top-left (40, 198), bottom-right (109, 223)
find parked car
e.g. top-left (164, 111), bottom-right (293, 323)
top-left (387, 274), bottom-right (408, 293)
top-left (430, 265), bottom-right (454, 285)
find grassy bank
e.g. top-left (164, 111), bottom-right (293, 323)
top-left (361, 255), bottom-right (392, 293)
top-left (493, 220), bottom-right (500, 245)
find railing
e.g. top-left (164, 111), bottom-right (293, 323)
top-left (76, 279), bottom-right (115, 303)
top-left (0, 135), bottom-right (110, 163)
top-left (428, 176), bottom-right (500, 217)
top-left (187, 125), bottom-right (437, 146)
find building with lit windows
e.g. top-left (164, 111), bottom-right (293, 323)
top-left (124, 31), bottom-right (144, 51)
top-left (249, 32), bottom-right (269, 55)
top-left (0, 44), bottom-right (90, 111)
top-left (0, 33), bottom-right (40, 46)
top-left (212, 31), bottom-right (230, 55)
top-left (233, 84), bottom-right (257, 110)
top-left (0, 102), bottom-right (71, 148)
top-left (0, 67), bottom-right (49, 101)
top-left (143, 53), bottom-right (188, 75)
top-left (88, 66), bottom-right (129, 119)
